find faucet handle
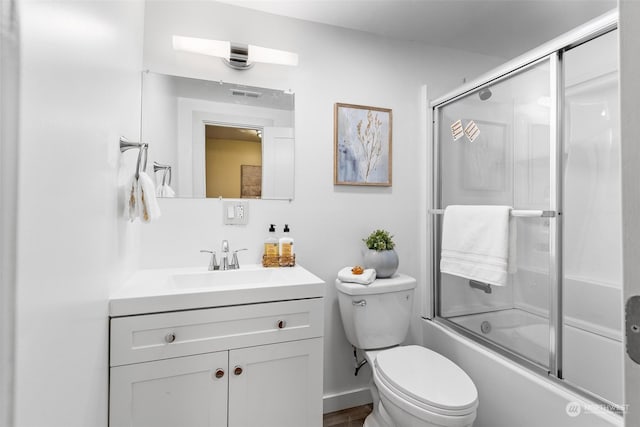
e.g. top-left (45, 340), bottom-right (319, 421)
top-left (230, 248), bottom-right (248, 270)
top-left (200, 249), bottom-right (219, 271)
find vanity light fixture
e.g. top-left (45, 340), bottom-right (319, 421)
top-left (172, 35), bottom-right (298, 70)
top-left (172, 36), bottom-right (230, 60)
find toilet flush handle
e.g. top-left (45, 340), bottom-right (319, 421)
top-left (352, 300), bottom-right (366, 307)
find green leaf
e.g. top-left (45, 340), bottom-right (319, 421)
top-left (362, 229), bottom-right (395, 251)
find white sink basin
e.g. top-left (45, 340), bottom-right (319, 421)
top-left (110, 264), bottom-right (325, 316)
top-left (170, 268), bottom-right (278, 288)
top-left (170, 266), bottom-right (323, 289)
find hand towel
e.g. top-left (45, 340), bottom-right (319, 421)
top-left (440, 205), bottom-right (515, 286)
top-left (136, 172), bottom-right (161, 223)
top-left (125, 174), bottom-right (138, 222)
top-left (157, 184), bottom-right (176, 198)
top-left (338, 267), bottom-right (377, 285)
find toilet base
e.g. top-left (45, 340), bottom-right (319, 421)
top-left (364, 399), bottom-right (395, 427)
top-left (363, 414), bottom-right (384, 427)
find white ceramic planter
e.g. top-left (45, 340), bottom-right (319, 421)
top-left (364, 249), bottom-right (399, 278)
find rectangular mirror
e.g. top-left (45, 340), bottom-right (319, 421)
top-left (141, 71), bottom-right (295, 199)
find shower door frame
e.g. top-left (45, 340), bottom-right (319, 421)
top-left (429, 10), bottom-right (619, 412)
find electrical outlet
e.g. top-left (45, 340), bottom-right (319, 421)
top-left (223, 201), bottom-right (249, 225)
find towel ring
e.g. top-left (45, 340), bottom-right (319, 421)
top-left (153, 161), bottom-right (172, 186)
top-left (136, 144), bottom-right (148, 179)
top-left (120, 136), bottom-right (148, 179)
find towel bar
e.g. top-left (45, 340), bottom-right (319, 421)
top-left (429, 208), bottom-right (556, 218)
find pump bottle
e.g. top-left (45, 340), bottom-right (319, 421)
top-left (264, 224), bottom-right (279, 257)
top-left (279, 224), bottom-right (294, 259)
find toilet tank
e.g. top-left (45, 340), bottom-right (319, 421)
top-left (335, 274), bottom-right (417, 350)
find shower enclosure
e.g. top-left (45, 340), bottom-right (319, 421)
top-left (431, 13), bottom-right (621, 410)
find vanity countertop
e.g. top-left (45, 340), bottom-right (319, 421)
top-left (109, 264), bottom-right (325, 317)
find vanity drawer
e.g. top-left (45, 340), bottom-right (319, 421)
top-left (110, 298), bottom-right (323, 367)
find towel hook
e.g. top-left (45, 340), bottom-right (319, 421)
top-left (120, 136), bottom-right (148, 179)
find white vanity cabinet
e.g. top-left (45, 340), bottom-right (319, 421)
top-left (110, 351), bottom-right (229, 427)
top-left (109, 298), bottom-right (324, 427)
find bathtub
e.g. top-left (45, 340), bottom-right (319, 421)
top-left (439, 265), bottom-right (624, 407)
top-left (423, 317), bottom-right (623, 427)
top-left (448, 307), bottom-right (622, 405)
top-left (451, 309), bottom-right (549, 367)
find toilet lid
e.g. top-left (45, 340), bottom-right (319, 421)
top-left (374, 345), bottom-right (478, 413)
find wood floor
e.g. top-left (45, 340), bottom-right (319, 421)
top-left (323, 404), bottom-right (373, 427)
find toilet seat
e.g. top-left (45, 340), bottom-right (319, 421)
top-left (373, 345), bottom-right (478, 417)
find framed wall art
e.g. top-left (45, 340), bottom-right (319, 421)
top-left (334, 103), bottom-right (392, 186)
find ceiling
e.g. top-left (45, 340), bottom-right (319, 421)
top-left (219, 0), bottom-right (616, 59)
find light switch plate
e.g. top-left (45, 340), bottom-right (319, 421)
top-left (223, 201), bottom-right (249, 225)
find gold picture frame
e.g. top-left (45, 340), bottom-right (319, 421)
top-left (334, 103), bottom-right (392, 186)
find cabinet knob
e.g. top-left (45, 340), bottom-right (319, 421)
top-left (214, 369), bottom-right (225, 379)
top-left (234, 366), bottom-right (243, 376)
top-left (164, 332), bottom-right (176, 343)
top-left (277, 320), bottom-right (286, 329)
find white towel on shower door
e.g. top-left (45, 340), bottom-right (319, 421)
top-left (440, 205), bottom-right (515, 286)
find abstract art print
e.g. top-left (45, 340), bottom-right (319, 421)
top-left (334, 103), bottom-right (392, 186)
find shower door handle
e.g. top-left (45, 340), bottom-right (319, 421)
top-left (626, 295), bottom-right (640, 364)
top-left (469, 280), bottom-right (492, 294)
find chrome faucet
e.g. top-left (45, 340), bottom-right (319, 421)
top-left (199, 249), bottom-right (218, 271)
top-left (221, 240), bottom-right (230, 270)
top-left (207, 241), bottom-right (247, 270)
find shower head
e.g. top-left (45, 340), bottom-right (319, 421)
top-left (478, 88), bottom-right (492, 101)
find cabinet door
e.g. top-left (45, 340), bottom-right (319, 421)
top-left (228, 338), bottom-right (323, 427)
top-left (110, 351), bottom-right (228, 427)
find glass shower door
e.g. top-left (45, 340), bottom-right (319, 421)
top-left (433, 20), bottom-right (623, 410)
top-left (561, 30), bottom-right (622, 406)
top-left (436, 59), bottom-right (553, 368)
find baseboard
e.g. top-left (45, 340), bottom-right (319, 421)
top-left (323, 387), bottom-right (372, 414)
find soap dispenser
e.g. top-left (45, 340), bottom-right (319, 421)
top-left (264, 224), bottom-right (279, 258)
top-left (279, 224), bottom-right (295, 266)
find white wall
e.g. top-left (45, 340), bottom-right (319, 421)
top-left (139, 1), bottom-right (503, 410)
top-left (0, 0), bottom-right (19, 426)
top-left (15, 1), bottom-right (144, 426)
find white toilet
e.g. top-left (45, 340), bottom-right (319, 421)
top-left (336, 274), bottom-right (478, 427)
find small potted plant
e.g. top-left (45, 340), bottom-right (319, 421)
top-left (363, 229), bottom-right (399, 278)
